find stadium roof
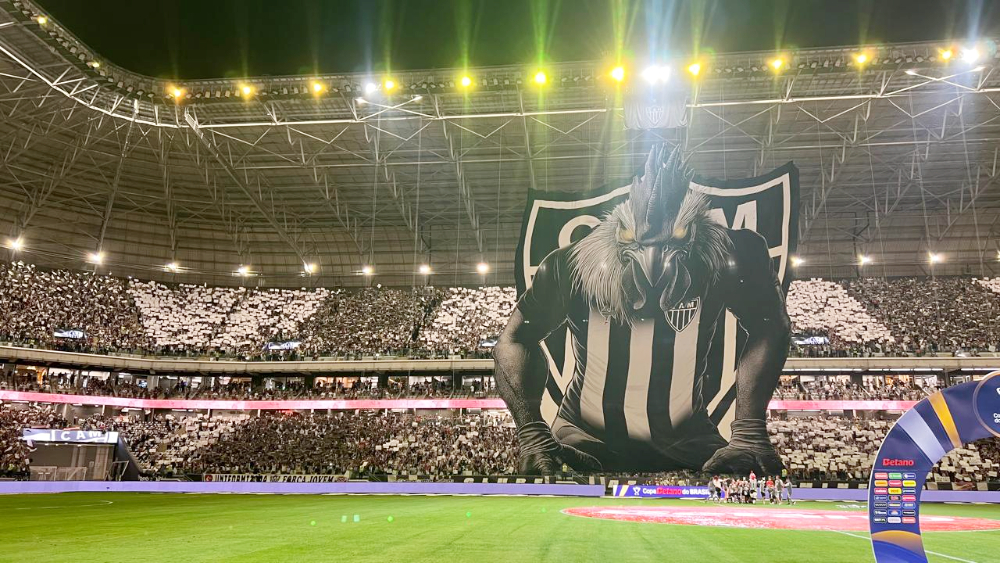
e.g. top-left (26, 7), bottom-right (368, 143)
top-left (1, 1), bottom-right (1000, 286)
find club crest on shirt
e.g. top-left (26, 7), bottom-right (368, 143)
top-left (666, 297), bottom-right (701, 332)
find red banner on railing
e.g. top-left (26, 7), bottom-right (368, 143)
top-left (0, 391), bottom-right (508, 410)
top-left (767, 400), bottom-right (916, 411)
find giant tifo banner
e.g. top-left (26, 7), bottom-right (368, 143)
top-left (868, 371), bottom-right (1000, 562)
top-left (508, 143), bottom-right (798, 472)
top-left (0, 390), bottom-right (913, 412)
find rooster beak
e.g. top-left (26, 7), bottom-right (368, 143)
top-left (624, 245), bottom-right (666, 288)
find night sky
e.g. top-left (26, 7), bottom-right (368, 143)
top-left (36, 0), bottom-right (1000, 79)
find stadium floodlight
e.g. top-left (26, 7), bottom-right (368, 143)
top-left (476, 262), bottom-right (490, 274)
top-left (929, 252), bottom-right (943, 264)
top-left (35, 15), bottom-right (47, 25)
top-left (88, 251), bottom-right (104, 264)
top-left (642, 65), bottom-right (669, 83)
top-left (418, 264), bottom-right (431, 275)
top-left (790, 256), bottom-right (804, 267)
top-left (240, 84), bottom-right (254, 96)
top-left (534, 71), bottom-right (547, 85)
top-left (355, 97), bottom-right (367, 105)
top-left (303, 262), bottom-right (317, 274)
top-left (770, 58), bottom-right (784, 71)
top-left (236, 265), bottom-right (250, 276)
top-left (962, 47), bottom-right (980, 63)
top-left (164, 262), bottom-right (180, 272)
top-left (364, 82), bottom-right (378, 94)
top-left (384, 79), bottom-right (396, 91)
top-left (610, 66), bottom-right (626, 82)
top-left (687, 62), bottom-right (701, 76)
top-left (854, 53), bottom-right (868, 65)
top-left (361, 265), bottom-right (374, 276)
top-left (940, 48), bottom-right (953, 61)
top-left (859, 255), bottom-right (872, 266)
top-left (88, 61), bottom-right (100, 69)
top-left (311, 81), bottom-right (324, 94)
top-left (7, 237), bottom-right (22, 251)
top-left (460, 75), bottom-right (473, 88)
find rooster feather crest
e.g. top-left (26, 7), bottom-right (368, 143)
top-left (569, 145), bottom-right (732, 323)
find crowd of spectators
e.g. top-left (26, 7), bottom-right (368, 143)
top-left (769, 416), bottom-right (999, 484)
top-left (419, 287), bottom-right (516, 356)
top-left (3, 372), bottom-right (932, 402)
top-left (772, 379), bottom-right (936, 401)
top-left (189, 411), bottom-right (516, 476)
top-left (4, 261), bottom-right (1000, 359)
top-left (786, 279), bottom-right (895, 356)
top-left (4, 402), bottom-right (999, 484)
top-left (0, 262), bottom-right (147, 354)
top-left (297, 287), bottom-right (440, 358)
top-left (844, 277), bottom-right (1000, 356)
top-left (128, 281), bottom-right (330, 357)
top-left (0, 403), bottom-right (66, 478)
top-left (0, 373), bottom-right (498, 400)
top-left (60, 410), bottom-right (517, 478)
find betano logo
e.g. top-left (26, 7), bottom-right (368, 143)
top-left (882, 458), bottom-right (915, 467)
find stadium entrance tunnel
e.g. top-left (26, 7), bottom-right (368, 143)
top-left (562, 506), bottom-right (1000, 532)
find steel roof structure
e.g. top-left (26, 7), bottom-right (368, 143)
top-left (1, 1), bottom-right (1000, 287)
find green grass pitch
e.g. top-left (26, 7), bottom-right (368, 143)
top-left (1, 494), bottom-right (998, 562)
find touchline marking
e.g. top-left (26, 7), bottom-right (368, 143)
top-left (833, 530), bottom-right (977, 563)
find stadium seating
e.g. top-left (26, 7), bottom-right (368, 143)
top-left (3, 402), bottom-right (996, 485)
top-left (419, 286), bottom-right (516, 355)
top-left (786, 279), bottom-right (894, 352)
top-left (129, 281), bottom-right (330, 355)
top-left (0, 262), bottom-right (146, 353)
top-left (845, 277), bottom-right (1000, 355)
top-left (2, 370), bottom-right (932, 402)
top-left (2, 260), bottom-right (1000, 359)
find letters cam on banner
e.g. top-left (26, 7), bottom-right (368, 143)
top-left (514, 162), bottom-right (799, 438)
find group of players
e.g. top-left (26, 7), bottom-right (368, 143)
top-left (708, 472), bottom-right (794, 504)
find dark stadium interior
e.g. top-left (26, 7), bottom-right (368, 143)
top-left (34, 0), bottom-right (1000, 78)
top-left (3, 1), bottom-right (1000, 562)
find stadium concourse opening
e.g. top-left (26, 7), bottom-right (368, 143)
top-left (4, 0), bottom-right (1000, 562)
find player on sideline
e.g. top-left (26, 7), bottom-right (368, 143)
top-left (495, 144), bottom-right (791, 475)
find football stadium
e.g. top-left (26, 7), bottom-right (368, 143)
top-left (2, 1), bottom-right (1000, 562)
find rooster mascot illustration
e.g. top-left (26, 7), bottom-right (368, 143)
top-left (495, 144), bottom-right (790, 475)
